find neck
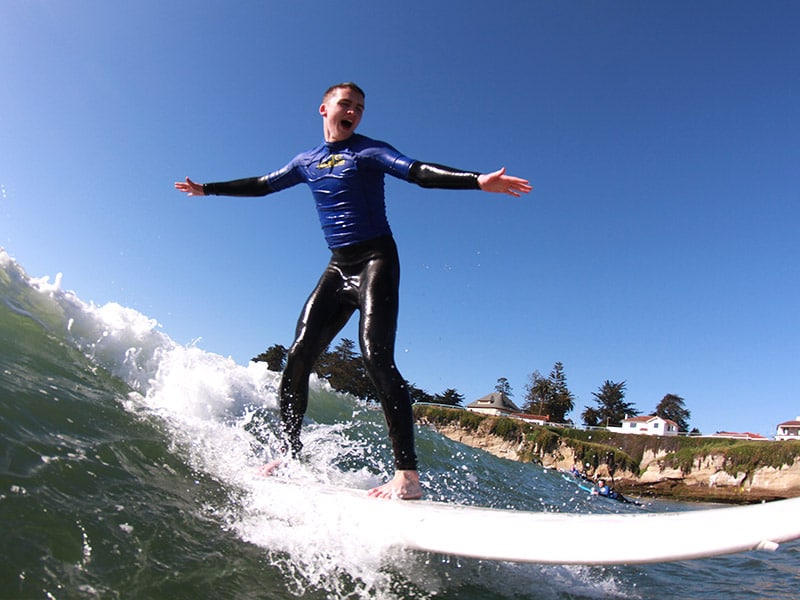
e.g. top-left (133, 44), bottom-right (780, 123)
top-left (325, 131), bottom-right (356, 144)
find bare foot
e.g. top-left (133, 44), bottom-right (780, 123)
top-left (255, 458), bottom-right (283, 476)
top-left (367, 470), bottom-right (422, 500)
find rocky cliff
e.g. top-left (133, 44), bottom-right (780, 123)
top-left (429, 419), bottom-right (800, 503)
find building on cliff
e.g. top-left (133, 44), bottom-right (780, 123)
top-left (607, 415), bottom-right (679, 436)
top-left (776, 418), bottom-right (800, 441)
top-left (466, 392), bottom-right (521, 417)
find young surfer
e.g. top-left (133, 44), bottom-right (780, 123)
top-left (175, 82), bottom-right (532, 500)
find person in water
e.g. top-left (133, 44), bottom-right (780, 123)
top-left (175, 82), bottom-right (532, 500)
top-left (593, 479), bottom-right (612, 497)
top-left (592, 478), bottom-right (641, 505)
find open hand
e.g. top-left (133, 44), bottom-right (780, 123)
top-left (174, 177), bottom-right (205, 196)
top-left (477, 167), bottom-right (532, 197)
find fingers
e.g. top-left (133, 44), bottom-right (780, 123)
top-left (504, 176), bottom-right (533, 197)
top-left (501, 173), bottom-right (532, 197)
top-left (174, 177), bottom-right (204, 196)
top-left (479, 167), bottom-right (532, 196)
top-left (501, 176), bottom-right (532, 194)
top-left (495, 175), bottom-right (532, 197)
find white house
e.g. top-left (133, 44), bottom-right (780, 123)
top-left (466, 392), bottom-right (521, 417)
top-left (776, 418), bottom-right (800, 441)
top-left (608, 415), bottom-right (679, 436)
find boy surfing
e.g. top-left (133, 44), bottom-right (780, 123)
top-left (175, 82), bottom-right (531, 499)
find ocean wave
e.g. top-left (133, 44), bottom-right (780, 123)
top-left (2, 247), bottom-right (797, 599)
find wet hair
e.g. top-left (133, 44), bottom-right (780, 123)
top-left (323, 82), bottom-right (366, 102)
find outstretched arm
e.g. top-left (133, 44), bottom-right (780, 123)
top-left (477, 167), bottom-right (532, 197)
top-left (174, 176), bottom-right (273, 197)
top-left (407, 162), bottom-right (531, 197)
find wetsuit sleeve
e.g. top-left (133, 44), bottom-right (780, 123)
top-left (408, 161), bottom-right (481, 190)
top-left (202, 159), bottom-right (305, 197)
top-left (358, 139), bottom-right (480, 190)
top-left (203, 176), bottom-right (273, 197)
top-left (407, 161), bottom-right (481, 190)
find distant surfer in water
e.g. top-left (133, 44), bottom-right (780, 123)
top-left (592, 478), bottom-right (642, 505)
top-left (175, 82), bottom-right (531, 500)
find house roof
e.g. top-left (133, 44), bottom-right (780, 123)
top-left (777, 420), bottom-right (800, 427)
top-left (622, 415), bottom-right (679, 428)
top-left (466, 391), bottom-right (521, 413)
top-left (624, 416), bottom-right (654, 423)
top-left (711, 431), bottom-right (769, 440)
top-left (512, 412), bottom-right (549, 421)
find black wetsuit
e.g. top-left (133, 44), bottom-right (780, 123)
top-left (204, 133), bottom-right (480, 471)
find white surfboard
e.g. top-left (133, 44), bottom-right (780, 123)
top-left (265, 482), bottom-right (800, 565)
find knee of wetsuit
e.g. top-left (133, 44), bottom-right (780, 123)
top-left (285, 341), bottom-right (305, 365)
top-left (361, 345), bottom-right (395, 372)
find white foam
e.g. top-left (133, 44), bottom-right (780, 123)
top-left (3, 249), bottom-right (397, 592)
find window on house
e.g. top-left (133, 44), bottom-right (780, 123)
top-left (654, 423), bottom-right (659, 428)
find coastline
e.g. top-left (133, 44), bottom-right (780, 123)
top-left (421, 415), bottom-right (800, 504)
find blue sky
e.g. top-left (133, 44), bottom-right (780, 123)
top-left (2, 1), bottom-right (798, 436)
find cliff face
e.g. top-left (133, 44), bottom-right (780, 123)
top-left (435, 421), bottom-right (527, 462)
top-left (632, 454), bottom-right (800, 502)
top-left (431, 422), bottom-right (800, 503)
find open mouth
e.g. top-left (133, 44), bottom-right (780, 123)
top-left (341, 119), bottom-right (353, 130)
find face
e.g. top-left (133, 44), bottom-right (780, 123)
top-left (320, 86), bottom-right (365, 142)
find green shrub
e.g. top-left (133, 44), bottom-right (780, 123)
top-left (661, 440), bottom-right (800, 478)
top-left (489, 416), bottom-right (531, 441)
top-left (723, 441), bottom-right (800, 477)
top-left (526, 428), bottom-right (560, 455)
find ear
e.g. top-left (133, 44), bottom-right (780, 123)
top-left (319, 102), bottom-right (328, 117)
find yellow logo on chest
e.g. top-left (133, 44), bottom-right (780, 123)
top-left (318, 154), bottom-right (346, 170)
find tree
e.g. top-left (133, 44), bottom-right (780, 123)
top-left (252, 344), bottom-right (287, 371)
top-left (581, 380), bottom-right (638, 427)
top-left (407, 382), bottom-right (434, 404)
top-left (434, 388), bottom-right (465, 407)
top-left (654, 393), bottom-right (691, 432)
top-left (523, 370), bottom-right (552, 415)
top-left (547, 362), bottom-right (575, 423)
top-left (494, 377), bottom-right (513, 397)
top-left (522, 362), bottom-right (575, 423)
top-left (581, 406), bottom-right (602, 428)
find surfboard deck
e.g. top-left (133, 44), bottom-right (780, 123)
top-left (263, 480), bottom-right (800, 565)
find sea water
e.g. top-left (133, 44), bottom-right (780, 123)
top-left (1, 248), bottom-right (798, 600)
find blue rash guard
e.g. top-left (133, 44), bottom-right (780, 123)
top-left (203, 133), bottom-right (480, 248)
top-left (269, 134), bottom-right (412, 248)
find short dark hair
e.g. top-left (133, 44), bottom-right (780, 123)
top-left (323, 82), bottom-right (366, 102)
